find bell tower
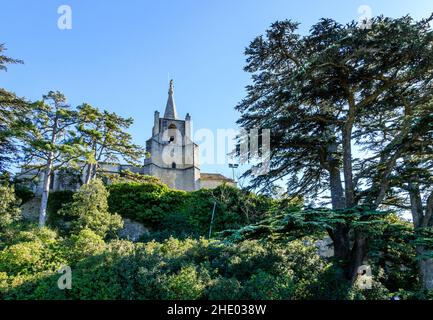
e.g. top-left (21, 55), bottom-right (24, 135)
top-left (143, 80), bottom-right (200, 190)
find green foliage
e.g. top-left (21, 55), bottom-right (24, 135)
top-left (0, 217), bottom-right (428, 301)
top-left (22, 91), bottom-right (86, 180)
top-left (221, 205), bottom-right (415, 299)
top-left (60, 179), bottom-right (123, 238)
top-left (369, 214), bottom-right (418, 292)
top-left (207, 277), bottom-right (242, 300)
top-left (21, 91), bottom-right (86, 226)
top-left (76, 103), bottom-right (145, 183)
top-left (46, 190), bottom-right (74, 229)
top-left (236, 13), bottom-right (433, 285)
top-left (13, 186), bottom-right (34, 204)
top-left (0, 233), bottom-right (333, 300)
top-left (0, 227), bottom-right (66, 276)
top-left (107, 182), bottom-right (278, 239)
top-left (107, 181), bottom-right (185, 228)
top-left (0, 44), bottom-right (30, 173)
top-left (243, 269), bottom-right (294, 299)
top-left (0, 184), bottom-right (21, 230)
top-left (68, 228), bottom-right (105, 262)
top-left (162, 265), bottom-right (208, 299)
top-left (104, 171), bottom-right (161, 184)
top-left (222, 204), bottom-right (391, 243)
top-left (186, 185), bottom-right (278, 235)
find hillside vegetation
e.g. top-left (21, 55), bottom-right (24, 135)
top-left (0, 179), bottom-right (426, 300)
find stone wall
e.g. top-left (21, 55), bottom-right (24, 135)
top-left (146, 163), bottom-right (199, 191)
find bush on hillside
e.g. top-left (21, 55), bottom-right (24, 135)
top-left (46, 190), bottom-right (75, 231)
top-left (184, 185), bottom-right (278, 235)
top-left (0, 233), bottom-right (344, 300)
top-left (107, 181), bottom-right (187, 229)
top-left (0, 227), bottom-right (66, 276)
top-left (107, 182), bottom-right (278, 238)
top-left (59, 180), bottom-right (123, 238)
top-left (14, 186), bottom-right (34, 205)
top-left (0, 184), bottom-right (21, 231)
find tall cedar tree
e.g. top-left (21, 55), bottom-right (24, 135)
top-left (236, 15), bottom-right (433, 281)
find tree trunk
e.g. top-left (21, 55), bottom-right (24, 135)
top-left (327, 143), bottom-right (367, 281)
top-left (84, 142), bottom-right (99, 184)
top-left (408, 182), bottom-right (433, 290)
top-left (39, 156), bottom-right (53, 227)
top-left (84, 163), bottom-right (93, 184)
top-left (332, 224), bottom-right (350, 261)
top-left (342, 123), bottom-right (355, 208)
top-left (342, 108), bottom-right (367, 281)
top-left (349, 232), bottom-right (367, 281)
top-left (91, 162), bottom-right (97, 180)
top-left (326, 115), bottom-right (368, 282)
top-left (84, 162), bottom-right (99, 184)
top-left (39, 112), bottom-right (58, 227)
top-left (328, 162), bottom-right (351, 263)
top-left (409, 183), bottom-right (423, 227)
top-left (417, 246), bottom-right (433, 290)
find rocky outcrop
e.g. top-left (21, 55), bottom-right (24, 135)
top-left (118, 218), bottom-right (149, 242)
top-left (20, 197), bottom-right (40, 222)
top-left (315, 237), bottom-right (334, 258)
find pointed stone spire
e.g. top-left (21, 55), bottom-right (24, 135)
top-left (164, 79), bottom-right (178, 119)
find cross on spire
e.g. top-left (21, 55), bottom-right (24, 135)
top-left (164, 79), bottom-right (178, 119)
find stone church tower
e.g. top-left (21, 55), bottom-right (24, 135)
top-left (142, 80), bottom-right (200, 190)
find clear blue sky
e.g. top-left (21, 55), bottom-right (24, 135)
top-left (1, 0), bottom-right (432, 179)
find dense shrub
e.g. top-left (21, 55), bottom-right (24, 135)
top-left (179, 186), bottom-right (278, 236)
top-left (0, 184), bottom-right (21, 230)
top-left (107, 182), bottom-right (277, 238)
top-left (46, 190), bottom-right (74, 230)
top-left (207, 277), bottom-right (242, 299)
top-left (68, 228), bottom-right (105, 262)
top-left (368, 214), bottom-right (418, 292)
top-left (14, 186), bottom-right (34, 204)
top-left (107, 182), bottom-right (188, 228)
top-left (60, 180), bottom-right (123, 238)
top-left (162, 265), bottom-right (209, 299)
top-left (243, 269), bottom-right (294, 299)
top-left (0, 227), bottom-right (66, 276)
top-left (0, 233), bottom-right (334, 300)
top-left (104, 171), bottom-right (162, 184)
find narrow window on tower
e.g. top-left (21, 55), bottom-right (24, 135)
top-left (172, 162), bottom-right (176, 169)
top-left (168, 124), bottom-right (177, 143)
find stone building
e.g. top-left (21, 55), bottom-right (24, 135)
top-left (20, 80), bottom-right (235, 194)
top-left (141, 80), bottom-right (200, 191)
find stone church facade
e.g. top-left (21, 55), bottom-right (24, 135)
top-left (20, 80), bottom-right (234, 194)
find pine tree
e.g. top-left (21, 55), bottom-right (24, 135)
top-left (76, 103), bottom-right (144, 184)
top-left (0, 183), bottom-right (21, 231)
top-left (22, 91), bottom-right (85, 227)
